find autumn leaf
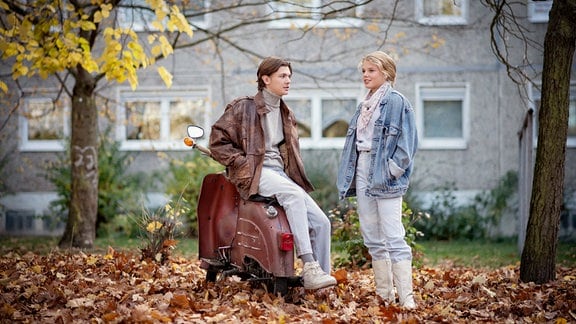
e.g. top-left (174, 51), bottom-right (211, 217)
top-left (0, 249), bottom-right (574, 323)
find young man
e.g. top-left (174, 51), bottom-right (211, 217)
top-left (209, 57), bottom-right (336, 290)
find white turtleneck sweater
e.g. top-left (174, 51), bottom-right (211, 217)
top-left (261, 88), bottom-right (285, 169)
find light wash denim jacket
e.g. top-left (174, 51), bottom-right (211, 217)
top-left (337, 89), bottom-right (418, 200)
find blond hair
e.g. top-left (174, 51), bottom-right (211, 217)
top-left (359, 51), bottom-right (397, 86)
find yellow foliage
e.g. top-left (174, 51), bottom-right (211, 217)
top-left (158, 35), bottom-right (173, 57)
top-left (147, 221), bottom-right (163, 233)
top-left (157, 66), bottom-right (173, 88)
top-left (94, 11), bottom-right (103, 23)
top-left (0, 0), bottom-right (194, 95)
top-left (80, 20), bottom-right (96, 31)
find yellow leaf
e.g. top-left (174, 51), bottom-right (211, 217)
top-left (69, 52), bottom-right (82, 64)
top-left (82, 58), bottom-right (99, 73)
top-left (86, 255), bottom-right (98, 265)
top-left (104, 246), bottom-right (115, 260)
top-left (80, 20), bottom-right (96, 31)
top-left (94, 11), bottom-right (102, 23)
top-left (152, 20), bottom-right (165, 31)
top-left (157, 66), bottom-right (172, 88)
top-left (170, 6), bottom-right (193, 37)
top-left (100, 4), bottom-right (112, 18)
top-left (157, 35), bottom-right (173, 57)
top-left (151, 45), bottom-right (162, 57)
top-left (147, 221), bottom-right (163, 233)
top-left (0, 81), bottom-right (7, 93)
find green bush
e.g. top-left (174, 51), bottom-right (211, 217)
top-left (304, 156), bottom-right (340, 214)
top-left (45, 130), bottom-right (155, 237)
top-left (330, 197), bottom-right (424, 269)
top-left (415, 171), bottom-right (518, 241)
top-left (138, 199), bottom-right (188, 264)
top-left (164, 151), bottom-right (223, 237)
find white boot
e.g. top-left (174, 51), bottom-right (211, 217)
top-left (372, 259), bottom-right (394, 302)
top-left (392, 260), bottom-right (416, 309)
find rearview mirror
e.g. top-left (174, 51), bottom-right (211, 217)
top-left (187, 125), bottom-right (205, 139)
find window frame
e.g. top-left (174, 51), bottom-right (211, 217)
top-left (530, 83), bottom-right (576, 148)
top-left (116, 87), bottom-right (211, 151)
top-left (527, 0), bottom-right (552, 23)
top-left (267, 0), bottom-right (365, 29)
top-left (18, 91), bottom-right (70, 152)
top-left (415, 82), bottom-right (470, 150)
top-left (284, 86), bottom-right (362, 149)
top-left (415, 0), bottom-right (469, 26)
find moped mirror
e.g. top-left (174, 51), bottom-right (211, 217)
top-left (187, 125), bottom-right (205, 139)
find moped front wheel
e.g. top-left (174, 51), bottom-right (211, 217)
top-left (269, 277), bottom-right (288, 296)
top-left (206, 269), bottom-right (218, 282)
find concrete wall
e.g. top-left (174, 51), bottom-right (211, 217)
top-left (1, 0), bottom-right (574, 237)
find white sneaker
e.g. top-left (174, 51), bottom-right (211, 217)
top-left (302, 261), bottom-right (337, 290)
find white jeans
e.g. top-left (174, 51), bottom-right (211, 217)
top-left (356, 152), bottom-right (412, 263)
top-left (258, 167), bottom-right (332, 273)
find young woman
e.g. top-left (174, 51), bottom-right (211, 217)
top-left (209, 57), bottom-right (336, 290)
top-left (337, 51), bottom-right (418, 308)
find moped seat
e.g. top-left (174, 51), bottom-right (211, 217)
top-left (248, 194), bottom-right (278, 205)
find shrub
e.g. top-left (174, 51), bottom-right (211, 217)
top-left (163, 151), bottom-right (223, 237)
top-left (415, 171), bottom-right (518, 241)
top-left (305, 165), bottom-right (340, 214)
top-left (138, 199), bottom-right (188, 264)
top-left (45, 129), bottom-right (155, 237)
top-left (330, 197), bottom-right (424, 269)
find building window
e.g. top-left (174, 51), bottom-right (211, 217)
top-left (415, 0), bottom-right (468, 25)
top-left (118, 0), bottom-right (208, 31)
top-left (267, 0), bottom-right (364, 29)
top-left (415, 83), bottom-right (470, 149)
top-left (527, 0), bottom-right (552, 23)
top-left (283, 87), bottom-right (359, 149)
top-left (118, 89), bottom-right (209, 151)
top-left (532, 84), bottom-right (576, 148)
top-left (18, 93), bottom-right (69, 152)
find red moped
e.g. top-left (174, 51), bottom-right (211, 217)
top-left (184, 125), bottom-right (302, 295)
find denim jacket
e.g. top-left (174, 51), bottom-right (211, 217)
top-left (337, 89), bottom-right (418, 200)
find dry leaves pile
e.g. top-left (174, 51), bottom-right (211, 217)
top-left (1, 247), bottom-right (575, 323)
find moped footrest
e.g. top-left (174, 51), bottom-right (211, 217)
top-left (201, 258), bottom-right (226, 267)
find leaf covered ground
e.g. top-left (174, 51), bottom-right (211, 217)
top-left (1, 247), bottom-right (575, 323)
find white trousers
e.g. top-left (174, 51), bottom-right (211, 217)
top-left (258, 167), bottom-right (332, 273)
top-left (356, 152), bottom-right (412, 263)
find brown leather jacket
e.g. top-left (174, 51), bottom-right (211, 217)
top-left (209, 91), bottom-right (314, 200)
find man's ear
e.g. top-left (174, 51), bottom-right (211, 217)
top-left (262, 75), bottom-right (271, 85)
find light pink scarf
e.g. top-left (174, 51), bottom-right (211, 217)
top-left (358, 83), bottom-right (391, 132)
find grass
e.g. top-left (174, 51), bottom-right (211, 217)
top-left (419, 239), bottom-right (576, 269)
top-left (1, 236), bottom-right (573, 269)
top-left (0, 235), bottom-right (198, 259)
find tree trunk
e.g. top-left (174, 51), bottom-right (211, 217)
top-left (520, 0), bottom-right (576, 284)
top-left (58, 67), bottom-right (99, 249)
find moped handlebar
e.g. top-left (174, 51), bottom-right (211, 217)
top-left (183, 137), bottom-right (212, 156)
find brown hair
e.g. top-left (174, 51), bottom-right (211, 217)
top-left (359, 51), bottom-right (397, 86)
top-left (257, 56), bottom-right (292, 91)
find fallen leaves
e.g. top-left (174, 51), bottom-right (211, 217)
top-left (0, 249), bottom-right (574, 323)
